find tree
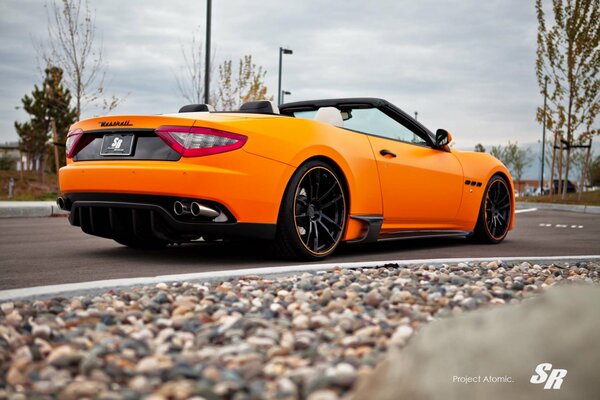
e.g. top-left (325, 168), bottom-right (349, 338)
top-left (40, 0), bottom-right (121, 119)
top-left (504, 141), bottom-right (533, 194)
top-left (490, 145), bottom-right (509, 166)
top-left (490, 142), bottom-right (533, 194)
top-left (174, 27), bottom-right (215, 105)
top-left (215, 55), bottom-right (272, 111)
top-left (590, 155), bottom-right (600, 186)
top-left (474, 143), bottom-right (486, 152)
top-left (15, 66), bottom-right (77, 182)
top-left (535, 0), bottom-right (599, 199)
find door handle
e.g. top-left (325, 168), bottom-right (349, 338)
top-left (380, 149), bottom-right (396, 158)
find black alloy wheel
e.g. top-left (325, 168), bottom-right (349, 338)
top-left (472, 175), bottom-right (512, 243)
top-left (274, 161), bottom-right (347, 260)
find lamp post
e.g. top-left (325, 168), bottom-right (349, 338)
top-left (278, 47), bottom-right (293, 105)
top-left (203, 0), bottom-right (212, 104)
top-left (540, 75), bottom-right (548, 195)
top-left (281, 90), bottom-right (291, 104)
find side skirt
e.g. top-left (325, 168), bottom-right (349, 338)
top-left (347, 215), bottom-right (472, 244)
top-left (377, 230), bottom-right (472, 242)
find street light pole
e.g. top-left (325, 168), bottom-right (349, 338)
top-left (278, 47), bottom-right (293, 105)
top-left (540, 76), bottom-right (548, 195)
top-left (204, 0), bottom-right (212, 105)
top-left (281, 90), bottom-right (291, 104)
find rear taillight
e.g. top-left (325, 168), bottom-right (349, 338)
top-left (65, 129), bottom-right (89, 158)
top-left (155, 126), bottom-right (247, 157)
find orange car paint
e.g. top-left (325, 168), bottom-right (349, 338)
top-left (60, 113), bottom-right (514, 242)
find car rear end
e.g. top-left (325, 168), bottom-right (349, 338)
top-left (58, 113), bottom-right (294, 244)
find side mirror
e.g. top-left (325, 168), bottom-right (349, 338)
top-left (435, 129), bottom-right (452, 147)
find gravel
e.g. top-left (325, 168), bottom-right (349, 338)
top-left (1, 260), bottom-right (598, 399)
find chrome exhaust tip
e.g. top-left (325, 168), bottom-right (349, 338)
top-left (56, 197), bottom-right (66, 210)
top-left (190, 202), bottom-right (220, 218)
top-left (173, 201), bottom-right (191, 216)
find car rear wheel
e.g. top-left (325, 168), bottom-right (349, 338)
top-left (472, 175), bottom-right (512, 243)
top-left (274, 161), bottom-right (347, 260)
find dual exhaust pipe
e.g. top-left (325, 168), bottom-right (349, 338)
top-left (57, 196), bottom-right (219, 219)
top-left (174, 201), bottom-right (220, 218)
top-left (56, 197), bottom-right (69, 210)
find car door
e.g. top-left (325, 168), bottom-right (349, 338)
top-left (343, 108), bottom-right (464, 231)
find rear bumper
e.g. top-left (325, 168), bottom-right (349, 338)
top-left (58, 150), bottom-right (294, 224)
top-left (63, 193), bottom-right (276, 242)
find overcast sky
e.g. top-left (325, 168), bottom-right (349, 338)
top-left (0, 0), bottom-right (543, 149)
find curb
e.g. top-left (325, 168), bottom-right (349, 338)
top-left (516, 201), bottom-right (600, 214)
top-left (0, 201), bottom-right (68, 218)
top-left (0, 255), bottom-right (598, 302)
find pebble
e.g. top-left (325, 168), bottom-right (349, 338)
top-left (331, 362), bottom-right (357, 387)
top-left (390, 325), bottom-right (414, 346)
top-left (293, 314), bottom-right (310, 330)
top-left (0, 260), bottom-right (597, 399)
top-left (47, 345), bottom-right (83, 367)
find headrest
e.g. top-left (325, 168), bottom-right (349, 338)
top-left (314, 107), bottom-right (343, 127)
top-left (239, 100), bottom-right (280, 115)
top-left (179, 104), bottom-right (214, 113)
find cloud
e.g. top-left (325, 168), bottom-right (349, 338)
top-left (1, 0), bottom-right (543, 149)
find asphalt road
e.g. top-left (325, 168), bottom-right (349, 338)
top-left (0, 209), bottom-right (598, 290)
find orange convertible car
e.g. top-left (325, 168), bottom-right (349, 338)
top-left (58, 98), bottom-right (514, 260)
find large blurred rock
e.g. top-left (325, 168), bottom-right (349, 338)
top-left (351, 285), bottom-right (600, 400)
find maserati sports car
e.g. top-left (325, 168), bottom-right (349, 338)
top-left (57, 98), bottom-right (515, 260)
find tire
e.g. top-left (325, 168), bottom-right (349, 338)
top-left (273, 160), bottom-right (347, 260)
top-left (114, 237), bottom-right (169, 249)
top-left (471, 174), bottom-right (512, 243)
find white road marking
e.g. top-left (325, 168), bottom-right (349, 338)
top-left (515, 208), bottom-right (538, 214)
top-left (0, 255), bottom-right (599, 302)
top-left (539, 223), bottom-right (583, 229)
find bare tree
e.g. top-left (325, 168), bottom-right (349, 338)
top-left (215, 55), bottom-right (272, 111)
top-left (490, 145), bottom-right (509, 166)
top-left (39, 0), bottom-right (121, 119)
top-left (174, 27), bottom-right (215, 105)
top-left (535, 0), bottom-right (599, 199)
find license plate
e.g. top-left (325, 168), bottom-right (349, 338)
top-left (100, 134), bottom-right (135, 156)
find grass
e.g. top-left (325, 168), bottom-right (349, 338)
top-left (520, 190), bottom-right (600, 206)
top-left (0, 170), bottom-right (59, 201)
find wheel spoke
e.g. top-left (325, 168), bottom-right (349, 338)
top-left (321, 194), bottom-right (342, 209)
top-left (318, 220), bottom-right (337, 243)
top-left (313, 221), bottom-right (319, 251)
top-left (497, 193), bottom-right (509, 206)
top-left (321, 213), bottom-right (342, 230)
top-left (314, 170), bottom-right (321, 201)
top-left (297, 196), bottom-right (308, 206)
top-left (317, 182), bottom-right (338, 203)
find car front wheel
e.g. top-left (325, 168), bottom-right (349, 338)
top-left (472, 174), bottom-right (512, 243)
